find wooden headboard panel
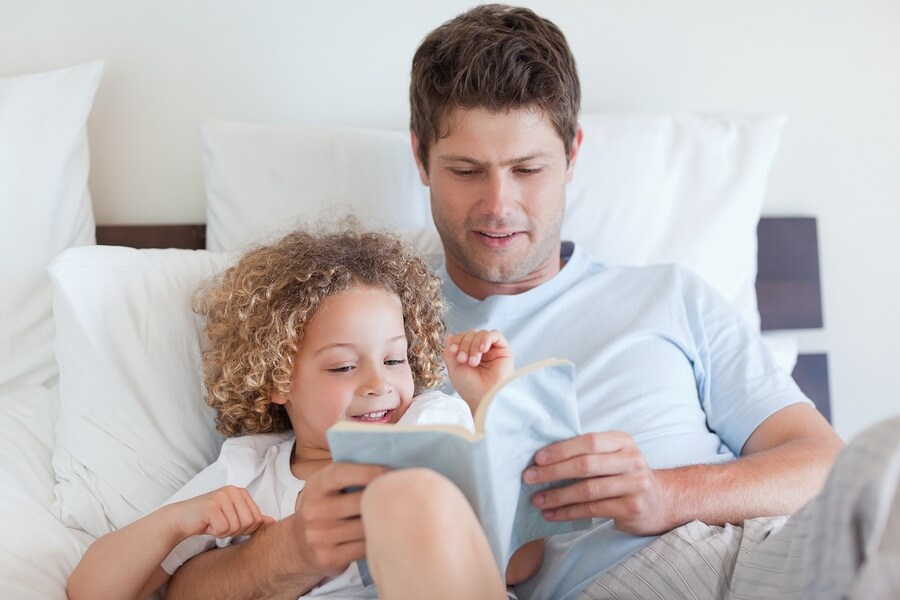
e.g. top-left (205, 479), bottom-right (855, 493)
top-left (96, 217), bottom-right (830, 418)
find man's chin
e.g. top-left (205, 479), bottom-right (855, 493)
top-left (464, 260), bottom-right (529, 285)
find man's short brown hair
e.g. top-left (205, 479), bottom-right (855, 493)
top-left (410, 3), bottom-right (581, 169)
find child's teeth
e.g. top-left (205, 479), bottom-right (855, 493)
top-left (360, 410), bottom-right (388, 420)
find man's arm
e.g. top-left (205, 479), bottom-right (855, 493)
top-left (525, 403), bottom-right (843, 535)
top-left (167, 462), bottom-right (387, 599)
top-left (166, 517), bottom-right (320, 599)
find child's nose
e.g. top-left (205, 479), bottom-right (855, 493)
top-left (361, 368), bottom-right (393, 396)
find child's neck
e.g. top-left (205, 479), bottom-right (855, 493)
top-left (290, 443), bottom-right (332, 482)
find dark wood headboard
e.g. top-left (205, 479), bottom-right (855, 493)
top-left (96, 218), bottom-right (830, 419)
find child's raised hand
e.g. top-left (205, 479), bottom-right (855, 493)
top-left (172, 485), bottom-right (275, 539)
top-left (444, 329), bottom-right (514, 410)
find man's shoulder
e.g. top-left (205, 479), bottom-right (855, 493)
top-left (571, 246), bottom-right (694, 288)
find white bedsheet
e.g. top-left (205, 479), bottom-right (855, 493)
top-left (0, 384), bottom-right (91, 599)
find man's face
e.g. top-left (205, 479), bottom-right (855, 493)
top-left (413, 107), bottom-right (581, 299)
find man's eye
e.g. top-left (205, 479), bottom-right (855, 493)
top-left (328, 366), bottom-right (354, 373)
top-left (516, 167), bottom-right (543, 175)
top-left (450, 168), bottom-right (478, 177)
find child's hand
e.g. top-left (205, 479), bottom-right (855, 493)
top-left (444, 329), bottom-right (514, 410)
top-left (172, 485), bottom-right (275, 539)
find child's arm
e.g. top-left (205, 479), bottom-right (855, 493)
top-left (505, 538), bottom-right (545, 585)
top-left (66, 485), bottom-right (274, 600)
top-left (444, 328), bottom-right (514, 413)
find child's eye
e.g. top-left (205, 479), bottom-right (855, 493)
top-left (385, 359), bottom-right (407, 366)
top-left (328, 365), bottom-right (354, 373)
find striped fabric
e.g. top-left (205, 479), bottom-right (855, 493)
top-left (580, 417), bottom-right (900, 600)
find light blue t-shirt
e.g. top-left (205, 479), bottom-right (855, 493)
top-left (437, 243), bottom-right (811, 600)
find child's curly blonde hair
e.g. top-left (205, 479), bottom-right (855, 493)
top-left (195, 227), bottom-right (446, 437)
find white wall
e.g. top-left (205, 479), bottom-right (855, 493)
top-left (3, 0), bottom-right (899, 439)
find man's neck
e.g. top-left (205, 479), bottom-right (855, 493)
top-left (445, 246), bottom-right (570, 300)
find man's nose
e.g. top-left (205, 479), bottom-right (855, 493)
top-left (480, 171), bottom-right (515, 217)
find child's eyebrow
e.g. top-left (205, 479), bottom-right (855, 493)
top-left (314, 335), bottom-right (407, 355)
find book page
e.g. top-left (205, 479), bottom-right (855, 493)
top-left (480, 359), bottom-right (590, 565)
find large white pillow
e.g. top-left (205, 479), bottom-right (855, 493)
top-left (49, 246), bottom-right (232, 537)
top-left (203, 121), bottom-right (432, 253)
top-left (0, 61), bottom-right (103, 393)
top-left (565, 113), bottom-right (787, 331)
top-left (203, 113), bottom-right (785, 330)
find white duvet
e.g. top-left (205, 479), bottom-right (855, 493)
top-left (0, 385), bottom-right (91, 599)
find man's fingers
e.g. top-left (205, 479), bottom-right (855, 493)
top-left (314, 463), bottom-right (390, 497)
top-left (534, 431), bottom-right (631, 467)
top-left (306, 517), bottom-right (366, 547)
top-left (525, 447), bottom-right (640, 484)
top-left (540, 497), bottom-right (623, 522)
top-left (328, 540), bottom-right (368, 568)
top-left (303, 487), bottom-right (368, 521)
top-left (532, 474), bottom-right (642, 510)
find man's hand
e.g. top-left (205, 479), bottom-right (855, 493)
top-left (444, 329), bottom-right (514, 410)
top-left (291, 462), bottom-right (390, 577)
top-left (523, 404), bottom-right (844, 536)
top-left (524, 431), bottom-right (674, 535)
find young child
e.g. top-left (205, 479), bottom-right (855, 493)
top-left (66, 227), bottom-right (540, 600)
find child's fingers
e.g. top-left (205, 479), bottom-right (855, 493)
top-left (204, 505), bottom-right (232, 537)
top-left (230, 492), bottom-right (260, 534)
top-left (446, 329), bottom-right (506, 367)
top-left (473, 329), bottom-right (505, 354)
top-left (215, 495), bottom-right (243, 535)
top-left (453, 330), bottom-right (481, 364)
top-left (465, 330), bottom-right (506, 366)
top-left (201, 486), bottom-right (268, 537)
top-left (445, 332), bottom-right (463, 355)
top-left (226, 487), bottom-right (271, 535)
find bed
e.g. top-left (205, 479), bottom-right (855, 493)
top-left (0, 61), bottom-right (828, 598)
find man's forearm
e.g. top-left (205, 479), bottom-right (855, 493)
top-left (659, 433), bottom-right (843, 528)
top-left (166, 519), bottom-right (321, 600)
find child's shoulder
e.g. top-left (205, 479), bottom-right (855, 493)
top-left (218, 432), bottom-right (295, 467)
top-left (220, 431), bottom-right (294, 451)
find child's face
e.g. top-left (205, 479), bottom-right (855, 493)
top-left (273, 285), bottom-right (416, 460)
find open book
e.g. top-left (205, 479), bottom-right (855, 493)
top-left (326, 358), bottom-right (590, 584)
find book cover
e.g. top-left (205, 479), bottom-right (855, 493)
top-left (326, 358), bottom-right (590, 585)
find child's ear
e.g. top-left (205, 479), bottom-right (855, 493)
top-left (271, 390), bottom-right (288, 405)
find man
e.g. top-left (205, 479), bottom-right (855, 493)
top-left (169, 5), bottom-right (898, 599)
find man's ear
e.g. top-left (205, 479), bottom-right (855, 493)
top-left (410, 131), bottom-right (430, 186)
top-left (565, 126), bottom-right (584, 184)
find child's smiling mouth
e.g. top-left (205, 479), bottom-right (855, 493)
top-left (351, 409), bottom-right (395, 423)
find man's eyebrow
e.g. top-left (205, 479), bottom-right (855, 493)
top-left (436, 153), bottom-right (552, 167)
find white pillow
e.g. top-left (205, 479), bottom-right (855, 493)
top-left (203, 113), bottom-right (785, 330)
top-left (49, 246), bottom-right (232, 537)
top-left (0, 61), bottom-right (103, 393)
top-left (203, 121), bottom-right (432, 253)
top-left (565, 113), bottom-right (787, 330)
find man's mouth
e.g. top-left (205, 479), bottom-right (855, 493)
top-left (478, 231), bottom-right (517, 238)
top-left (474, 230), bottom-right (523, 248)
